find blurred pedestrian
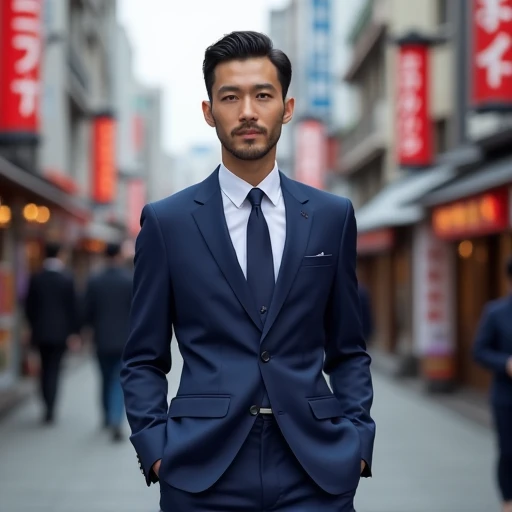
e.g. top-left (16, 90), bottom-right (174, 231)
top-left (25, 241), bottom-right (80, 424)
top-left (473, 257), bottom-right (512, 512)
top-left (121, 31), bottom-right (374, 512)
top-left (83, 242), bottom-right (132, 442)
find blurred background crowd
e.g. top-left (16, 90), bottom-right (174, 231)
top-left (1, 0), bottom-right (512, 511)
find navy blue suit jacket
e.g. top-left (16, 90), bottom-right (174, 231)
top-left (473, 296), bottom-right (512, 405)
top-left (121, 168), bottom-right (375, 496)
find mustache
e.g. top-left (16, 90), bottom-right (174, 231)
top-left (231, 124), bottom-right (267, 136)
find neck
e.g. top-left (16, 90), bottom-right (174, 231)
top-left (221, 147), bottom-right (276, 187)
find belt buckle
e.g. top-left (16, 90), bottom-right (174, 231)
top-left (259, 407), bottom-right (273, 415)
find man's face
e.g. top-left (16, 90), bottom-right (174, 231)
top-left (202, 57), bottom-right (294, 161)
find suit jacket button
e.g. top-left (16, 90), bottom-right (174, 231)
top-left (261, 351), bottom-right (270, 363)
top-left (250, 405), bottom-right (259, 416)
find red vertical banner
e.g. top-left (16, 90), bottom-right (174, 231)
top-left (396, 44), bottom-right (432, 167)
top-left (0, 0), bottom-right (42, 135)
top-left (294, 119), bottom-right (326, 190)
top-left (92, 115), bottom-right (117, 203)
top-left (127, 179), bottom-right (146, 237)
top-left (471, 0), bottom-right (512, 110)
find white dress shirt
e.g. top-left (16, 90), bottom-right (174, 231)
top-left (219, 162), bottom-right (286, 281)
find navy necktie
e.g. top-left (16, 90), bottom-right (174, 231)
top-left (246, 188), bottom-right (274, 409)
top-left (246, 188), bottom-right (275, 321)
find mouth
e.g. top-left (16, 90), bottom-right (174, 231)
top-left (236, 130), bottom-right (262, 139)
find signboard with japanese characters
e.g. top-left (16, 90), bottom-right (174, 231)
top-left (396, 44), bottom-right (432, 168)
top-left (471, 0), bottom-right (512, 111)
top-left (0, 0), bottom-right (42, 136)
top-left (307, 0), bottom-right (332, 123)
top-left (397, 44), bottom-right (432, 167)
top-left (413, 223), bottom-right (455, 385)
top-left (92, 115), bottom-right (117, 204)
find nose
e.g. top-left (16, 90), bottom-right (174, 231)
top-left (239, 96), bottom-right (258, 123)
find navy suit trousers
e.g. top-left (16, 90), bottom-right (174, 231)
top-left (159, 415), bottom-right (357, 511)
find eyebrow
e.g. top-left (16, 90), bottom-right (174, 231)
top-left (217, 83), bottom-right (278, 95)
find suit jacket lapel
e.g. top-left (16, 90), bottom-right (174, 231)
top-left (261, 173), bottom-right (312, 342)
top-left (192, 168), bottom-right (262, 331)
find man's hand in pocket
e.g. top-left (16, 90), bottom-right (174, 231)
top-left (152, 459), bottom-right (162, 478)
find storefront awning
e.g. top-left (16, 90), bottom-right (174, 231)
top-left (355, 165), bottom-right (456, 233)
top-left (419, 155), bottom-right (512, 207)
top-left (0, 156), bottom-right (90, 221)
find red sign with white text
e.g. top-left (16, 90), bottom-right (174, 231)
top-left (0, 0), bottom-right (42, 134)
top-left (92, 116), bottom-right (117, 203)
top-left (396, 45), bottom-right (432, 167)
top-left (127, 179), bottom-right (146, 237)
top-left (471, 0), bottom-right (512, 110)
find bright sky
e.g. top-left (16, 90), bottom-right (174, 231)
top-left (118, 0), bottom-right (290, 155)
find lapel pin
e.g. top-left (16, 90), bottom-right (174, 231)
top-left (300, 211), bottom-right (308, 219)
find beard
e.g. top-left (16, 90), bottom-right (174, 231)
top-left (212, 113), bottom-right (283, 161)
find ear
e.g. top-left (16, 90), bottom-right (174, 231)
top-left (202, 100), bottom-right (215, 127)
top-left (282, 97), bottom-right (295, 125)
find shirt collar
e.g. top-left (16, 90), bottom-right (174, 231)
top-left (219, 161), bottom-right (281, 209)
top-left (43, 258), bottom-right (64, 271)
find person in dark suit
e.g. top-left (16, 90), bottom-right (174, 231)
top-left (25, 241), bottom-right (80, 424)
top-left (121, 31), bottom-right (375, 512)
top-left (358, 283), bottom-right (374, 343)
top-left (473, 257), bottom-right (512, 512)
top-left (83, 242), bottom-right (132, 442)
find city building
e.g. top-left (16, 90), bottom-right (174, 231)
top-left (339, 0), bottom-right (512, 396)
top-left (0, 0), bottom-right (170, 409)
top-left (269, 0), bottom-right (345, 185)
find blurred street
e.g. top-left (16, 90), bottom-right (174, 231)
top-left (0, 342), bottom-right (500, 512)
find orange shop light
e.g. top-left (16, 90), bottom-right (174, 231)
top-left (432, 189), bottom-right (509, 239)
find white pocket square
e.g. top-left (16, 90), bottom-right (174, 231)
top-left (305, 252), bottom-right (332, 258)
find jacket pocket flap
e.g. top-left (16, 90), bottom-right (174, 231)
top-left (169, 396), bottom-right (231, 418)
top-left (308, 395), bottom-right (344, 419)
top-left (301, 255), bottom-right (333, 267)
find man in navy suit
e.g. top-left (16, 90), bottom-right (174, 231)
top-left (473, 257), bottom-right (512, 512)
top-left (121, 31), bottom-right (375, 511)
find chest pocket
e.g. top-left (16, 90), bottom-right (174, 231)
top-left (301, 254), bottom-right (333, 268)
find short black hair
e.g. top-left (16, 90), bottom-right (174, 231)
top-left (506, 257), bottom-right (512, 279)
top-left (203, 31), bottom-right (292, 102)
top-left (44, 242), bottom-right (61, 259)
top-left (105, 242), bottom-right (121, 258)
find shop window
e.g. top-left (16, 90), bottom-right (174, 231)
top-left (456, 236), bottom-right (499, 391)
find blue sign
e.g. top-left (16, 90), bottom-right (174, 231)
top-left (307, 0), bottom-right (332, 122)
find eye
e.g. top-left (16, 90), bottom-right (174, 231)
top-left (222, 95), bottom-right (237, 101)
top-left (257, 93), bottom-right (271, 99)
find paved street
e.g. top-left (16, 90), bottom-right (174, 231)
top-left (0, 343), bottom-right (501, 512)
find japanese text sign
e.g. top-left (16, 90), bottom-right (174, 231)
top-left (92, 115), bottom-right (117, 204)
top-left (397, 44), bottom-right (432, 167)
top-left (0, 0), bottom-right (42, 134)
top-left (471, 0), bottom-right (512, 110)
